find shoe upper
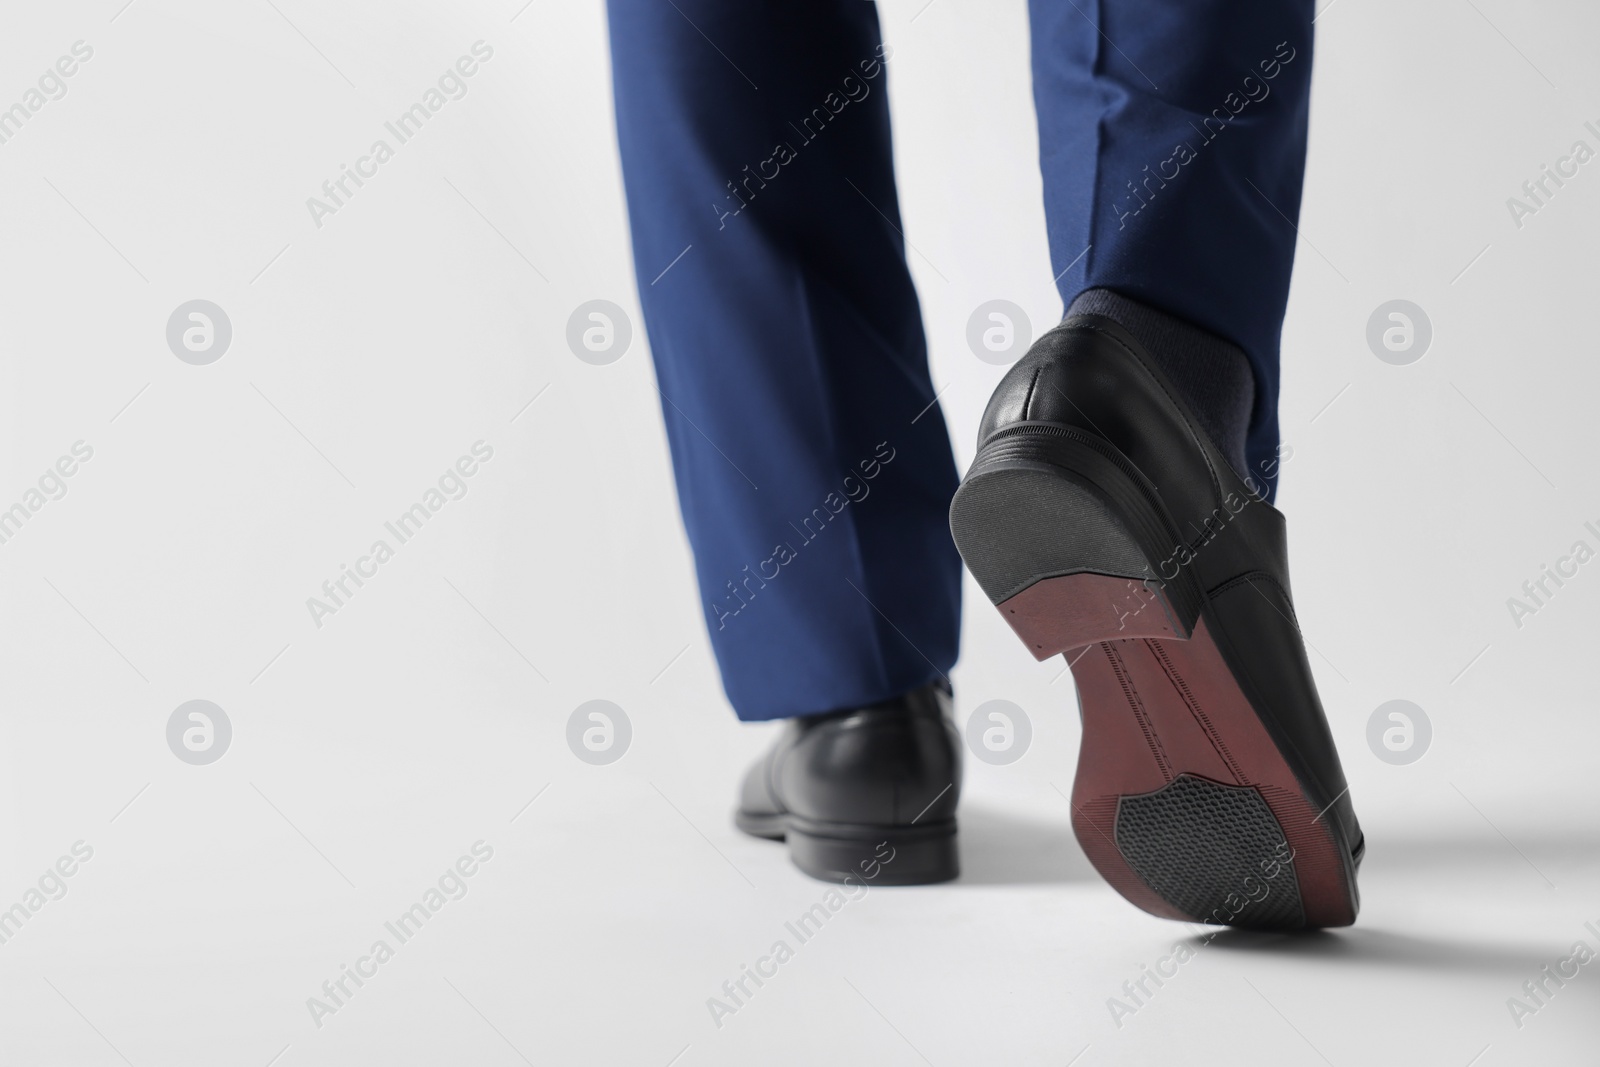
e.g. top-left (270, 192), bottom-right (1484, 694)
top-left (977, 315), bottom-right (1362, 859)
top-left (739, 682), bottom-right (962, 829)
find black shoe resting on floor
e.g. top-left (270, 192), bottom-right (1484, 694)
top-left (735, 681), bottom-right (961, 886)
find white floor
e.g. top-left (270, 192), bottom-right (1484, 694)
top-left (3, 0), bottom-right (1600, 1063)
top-left (2, 747), bottom-right (1597, 1065)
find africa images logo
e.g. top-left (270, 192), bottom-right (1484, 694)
top-left (304, 42), bottom-right (495, 229)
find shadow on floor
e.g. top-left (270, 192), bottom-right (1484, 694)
top-left (1168, 835), bottom-right (1598, 973)
top-left (955, 824), bottom-right (1594, 976)
top-left (1195, 926), bottom-right (1574, 979)
top-left (955, 805), bottom-right (1100, 886)
top-left (1359, 833), bottom-right (1600, 879)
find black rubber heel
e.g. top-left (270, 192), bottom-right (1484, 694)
top-left (950, 422), bottom-right (1202, 639)
top-left (786, 821), bottom-right (958, 886)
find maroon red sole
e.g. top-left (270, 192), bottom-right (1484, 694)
top-left (999, 573), bottom-right (1358, 929)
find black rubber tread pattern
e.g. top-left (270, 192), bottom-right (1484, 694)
top-left (950, 466), bottom-right (1150, 604)
top-left (1114, 774), bottom-right (1306, 929)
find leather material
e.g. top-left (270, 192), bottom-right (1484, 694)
top-left (738, 682), bottom-right (962, 829)
top-left (976, 315), bottom-right (1361, 854)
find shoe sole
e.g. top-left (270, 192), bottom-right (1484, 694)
top-left (734, 810), bottom-right (959, 886)
top-left (950, 423), bottom-right (1359, 929)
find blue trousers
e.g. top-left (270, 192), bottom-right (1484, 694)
top-left (607, 1), bottom-right (1313, 720)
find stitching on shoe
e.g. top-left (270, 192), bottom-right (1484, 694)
top-left (1104, 641), bottom-right (1173, 780)
top-left (1021, 362), bottom-right (1045, 420)
top-left (1145, 638), bottom-right (1246, 785)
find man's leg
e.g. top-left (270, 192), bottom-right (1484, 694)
top-left (604, 2), bottom-right (961, 722)
top-left (606, 0), bottom-right (965, 887)
top-left (1028, 0), bottom-right (1314, 497)
top-left (947, 2), bottom-right (1362, 928)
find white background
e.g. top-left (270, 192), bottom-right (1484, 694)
top-left (1, 1), bottom-right (1597, 1064)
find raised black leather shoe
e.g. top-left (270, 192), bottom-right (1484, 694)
top-left (734, 682), bottom-right (961, 885)
top-left (949, 314), bottom-right (1363, 929)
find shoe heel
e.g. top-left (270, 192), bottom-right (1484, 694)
top-left (786, 821), bottom-right (958, 886)
top-left (949, 424), bottom-right (1201, 658)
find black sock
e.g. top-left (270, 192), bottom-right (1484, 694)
top-left (1066, 288), bottom-right (1255, 482)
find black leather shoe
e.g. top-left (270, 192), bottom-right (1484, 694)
top-left (734, 682), bottom-right (961, 885)
top-left (950, 314), bottom-right (1363, 929)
